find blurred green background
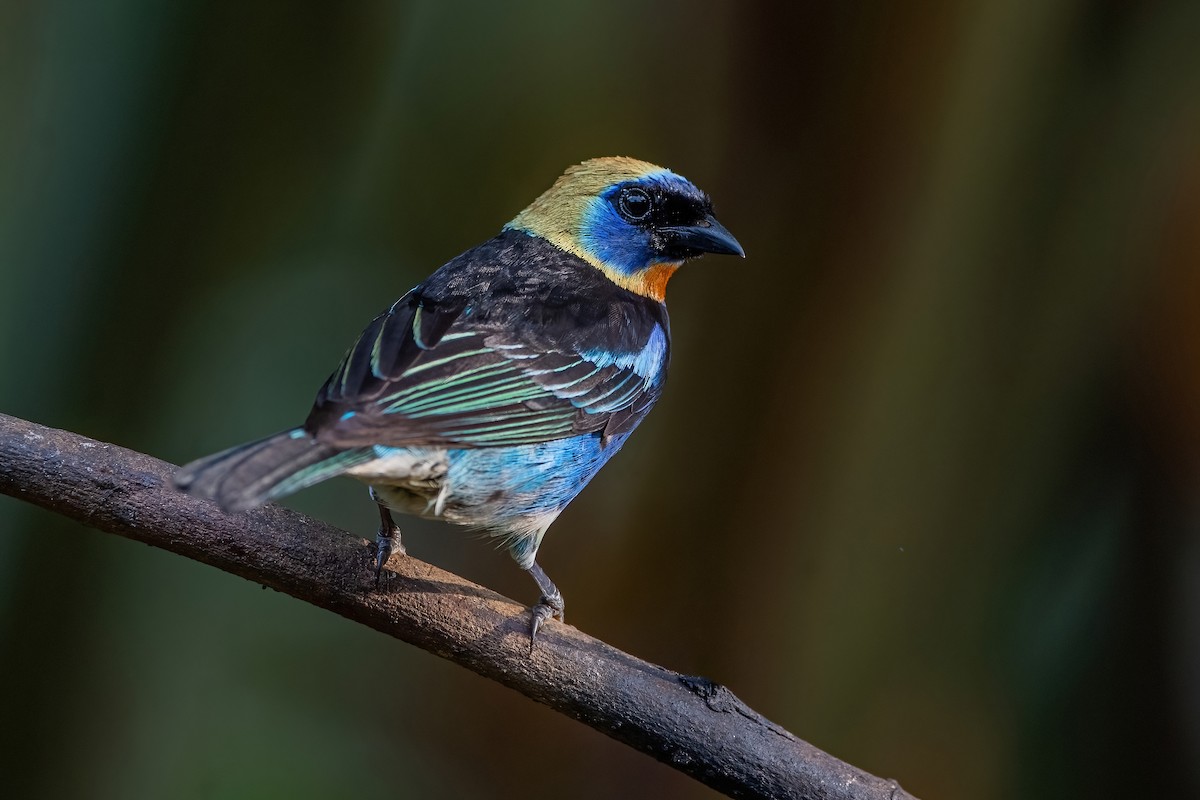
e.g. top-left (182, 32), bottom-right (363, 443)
top-left (2, 1), bottom-right (1199, 798)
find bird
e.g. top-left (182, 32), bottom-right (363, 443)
top-left (175, 156), bottom-right (744, 646)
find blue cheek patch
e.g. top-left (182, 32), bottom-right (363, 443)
top-left (578, 197), bottom-right (655, 276)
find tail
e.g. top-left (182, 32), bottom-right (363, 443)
top-left (174, 428), bottom-right (374, 512)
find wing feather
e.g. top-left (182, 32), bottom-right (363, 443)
top-left (305, 285), bottom-right (669, 449)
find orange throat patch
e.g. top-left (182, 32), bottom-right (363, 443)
top-left (627, 262), bottom-right (680, 302)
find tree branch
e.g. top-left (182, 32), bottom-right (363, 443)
top-left (0, 412), bottom-right (915, 800)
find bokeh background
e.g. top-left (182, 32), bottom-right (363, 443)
top-left (2, 1), bottom-right (1199, 798)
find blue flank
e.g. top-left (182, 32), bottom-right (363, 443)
top-left (446, 433), bottom-right (630, 521)
top-left (578, 171), bottom-right (689, 275)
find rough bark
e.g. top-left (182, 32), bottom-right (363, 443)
top-left (0, 412), bottom-right (915, 800)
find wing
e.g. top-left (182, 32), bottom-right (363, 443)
top-left (304, 288), bottom-right (669, 449)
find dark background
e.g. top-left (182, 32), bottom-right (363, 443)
top-left (2, 2), bottom-right (1198, 798)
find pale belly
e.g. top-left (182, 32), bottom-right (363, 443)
top-left (342, 433), bottom-right (631, 535)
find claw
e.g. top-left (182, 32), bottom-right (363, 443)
top-left (527, 584), bottom-right (564, 653)
top-left (373, 501), bottom-right (405, 588)
top-left (372, 537), bottom-right (389, 587)
top-left (525, 560), bottom-right (565, 651)
top-left (529, 603), bottom-right (555, 653)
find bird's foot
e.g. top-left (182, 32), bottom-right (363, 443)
top-left (372, 522), bottom-right (406, 587)
top-left (523, 561), bottom-right (564, 653)
top-left (528, 589), bottom-right (564, 654)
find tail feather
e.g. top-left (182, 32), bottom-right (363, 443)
top-left (175, 428), bottom-right (373, 511)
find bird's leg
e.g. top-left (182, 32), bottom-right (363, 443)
top-left (372, 498), bottom-right (406, 586)
top-left (526, 561), bottom-right (564, 652)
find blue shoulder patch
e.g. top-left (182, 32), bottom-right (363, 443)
top-left (580, 323), bottom-right (667, 381)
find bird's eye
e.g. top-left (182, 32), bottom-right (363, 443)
top-left (617, 187), bottom-right (653, 222)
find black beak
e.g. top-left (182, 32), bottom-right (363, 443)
top-left (660, 214), bottom-right (745, 258)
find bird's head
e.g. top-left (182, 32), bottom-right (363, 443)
top-left (505, 157), bottom-right (744, 302)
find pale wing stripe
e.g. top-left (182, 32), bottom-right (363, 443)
top-left (441, 410), bottom-right (567, 436)
top-left (537, 368), bottom-right (603, 392)
top-left (574, 373), bottom-right (641, 409)
top-left (396, 372), bottom-right (531, 413)
top-left (463, 424), bottom-right (573, 444)
top-left (523, 359), bottom-right (589, 376)
top-left (586, 379), bottom-right (647, 414)
top-left (400, 347), bottom-right (493, 376)
top-left (381, 360), bottom-right (514, 409)
top-left (402, 381), bottom-right (547, 418)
